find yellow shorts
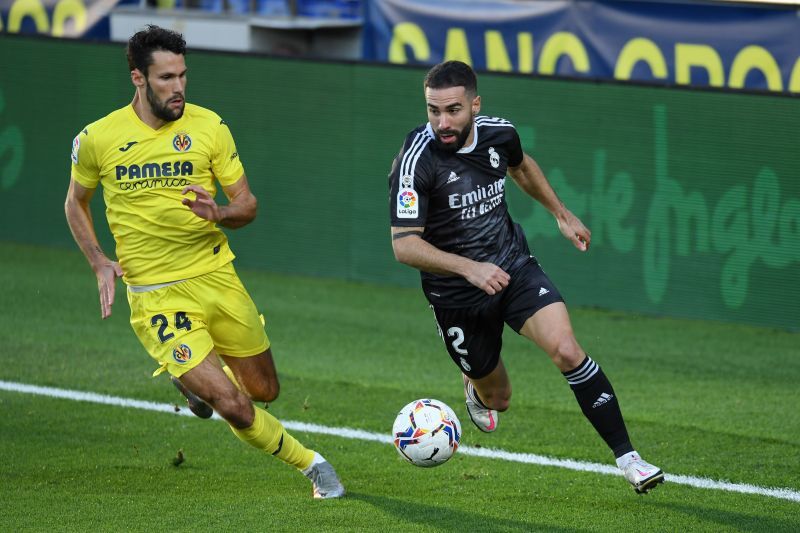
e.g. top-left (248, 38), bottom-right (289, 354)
top-left (127, 262), bottom-right (270, 378)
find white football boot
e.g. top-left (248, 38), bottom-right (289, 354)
top-left (618, 452), bottom-right (665, 494)
top-left (463, 375), bottom-right (498, 433)
top-left (303, 454), bottom-right (346, 500)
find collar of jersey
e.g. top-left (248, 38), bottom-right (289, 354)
top-left (126, 103), bottom-right (186, 135)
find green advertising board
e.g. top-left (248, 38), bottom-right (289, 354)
top-left (0, 36), bottom-right (797, 329)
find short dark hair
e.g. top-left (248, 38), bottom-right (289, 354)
top-left (126, 25), bottom-right (186, 76)
top-left (424, 61), bottom-right (478, 97)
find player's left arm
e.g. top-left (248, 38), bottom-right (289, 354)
top-left (508, 153), bottom-right (590, 251)
top-left (181, 174), bottom-right (257, 229)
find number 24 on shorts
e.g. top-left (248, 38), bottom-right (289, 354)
top-left (151, 311), bottom-right (192, 343)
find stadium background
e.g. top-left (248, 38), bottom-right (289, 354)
top-left (1, 1), bottom-right (799, 530)
top-left (0, 32), bottom-right (797, 329)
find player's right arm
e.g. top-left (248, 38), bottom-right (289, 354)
top-left (390, 227), bottom-right (509, 295)
top-left (65, 127), bottom-right (123, 319)
top-left (65, 178), bottom-right (123, 319)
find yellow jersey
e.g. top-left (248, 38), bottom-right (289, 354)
top-left (70, 103), bottom-right (244, 285)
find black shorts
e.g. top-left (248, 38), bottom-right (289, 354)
top-left (430, 258), bottom-right (563, 379)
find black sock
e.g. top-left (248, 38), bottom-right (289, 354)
top-left (563, 356), bottom-right (633, 458)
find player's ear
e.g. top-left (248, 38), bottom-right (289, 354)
top-left (131, 69), bottom-right (146, 88)
top-left (472, 95), bottom-right (481, 115)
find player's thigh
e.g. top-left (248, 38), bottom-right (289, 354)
top-left (431, 303), bottom-right (504, 380)
top-left (179, 352), bottom-right (255, 427)
top-left (502, 258), bottom-right (564, 334)
top-left (127, 283), bottom-right (215, 378)
top-left (203, 263), bottom-right (270, 358)
top-left (179, 349), bottom-right (235, 400)
top-left (220, 348), bottom-right (280, 402)
top-left (519, 302), bottom-right (585, 371)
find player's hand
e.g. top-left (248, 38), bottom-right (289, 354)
top-left (95, 261), bottom-right (123, 319)
top-left (182, 185), bottom-right (222, 223)
top-left (557, 210), bottom-right (591, 252)
top-left (464, 262), bottom-right (510, 295)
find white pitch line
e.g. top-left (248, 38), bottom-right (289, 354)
top-left (2, 379), bottom-right (799, 504)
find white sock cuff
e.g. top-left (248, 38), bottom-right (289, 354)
top-left (302, 452), bottom-right (326, 475)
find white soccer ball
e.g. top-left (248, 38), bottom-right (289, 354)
top-left (392, 398), bottom-right (462, 467)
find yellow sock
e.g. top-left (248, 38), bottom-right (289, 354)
top-left (222, 365), bottom-right (243, 392)
top-left (230, 406), bottom-right (315, 470)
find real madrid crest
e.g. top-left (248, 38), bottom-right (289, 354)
top-left (488, 147), bottom-right (500, 169)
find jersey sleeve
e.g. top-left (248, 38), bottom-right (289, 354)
top-left (388, 133), bottom-right (435, 227)
top-left (507, 125), bottom-right (524, 168)
top-left (211, 118), bottom-right (245, 187)
top-left (70, 127), bottom-right (100, 188)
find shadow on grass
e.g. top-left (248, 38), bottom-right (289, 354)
top-left (656, 502), bottom-right (799, 532)
top-left (347, 491), bottom-right (583, 532)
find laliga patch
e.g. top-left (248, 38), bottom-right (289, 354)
top-left (172, 343), bottom-right (192, 364)
top-left (71, 135), bottom-right (80, 164)
top-left (396, 188), bottom-right (418, 219)
top-left (173, 132), bottom-right (192, 152)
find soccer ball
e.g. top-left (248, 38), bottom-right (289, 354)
top-left (392, 398), bottom-right (461, 467)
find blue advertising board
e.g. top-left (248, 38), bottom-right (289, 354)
top-left (365, 0), bottom-right (800, 94)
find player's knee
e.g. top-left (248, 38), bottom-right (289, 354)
top-left (248, 378), bottom-right (280, 403)
top-left (213, 391), bottom-right (254, 428)
top-left (549, 337), bottom-right (584, 371)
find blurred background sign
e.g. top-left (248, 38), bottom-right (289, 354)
top-left (2, 0), bottom-right (799, 93)
top-left (0, 37), bottom-right (797, 328)
top-left (0, 0), bottom-right (138, 39)
top-left (365, 0), bottom-right (800, 94)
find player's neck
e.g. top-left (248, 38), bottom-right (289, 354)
top-left (464, 123), bottom-right (476, 148)
top-left (131, 92), bottom-right (168, 131)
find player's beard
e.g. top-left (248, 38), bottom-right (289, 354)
top-left (434, 116), bottom-right (473, 153)
top-left (146, 81), bottom-right (185, 123)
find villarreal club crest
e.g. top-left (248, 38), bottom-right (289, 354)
top-left (173, 132), bottom-right (192, 152)
top-left (172, 343), bottom-right (192, 364)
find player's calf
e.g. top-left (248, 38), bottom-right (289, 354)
top-left (463, 375), bottom-right (499, 433)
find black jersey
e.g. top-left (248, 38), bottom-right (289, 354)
top-left (389, 115), bottom-right (532, 307)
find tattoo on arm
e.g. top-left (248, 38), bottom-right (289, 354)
top-left (392, 230), bottom-right (423, 241)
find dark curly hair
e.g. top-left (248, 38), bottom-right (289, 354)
top-left (424, 61), bottom-right (478, 97)
top-left (126, 25), bottom-right (187, 77)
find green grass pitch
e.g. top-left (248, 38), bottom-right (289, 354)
top-left (1, 242), bottom-right (798, 531)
